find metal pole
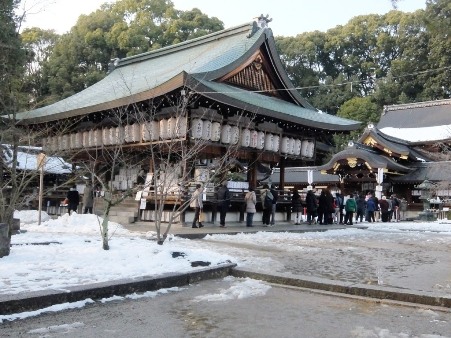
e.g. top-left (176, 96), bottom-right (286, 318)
top-left (38, 165), bottom-right (43, 225)
top-left (37, 153), bottom-right (46, 225)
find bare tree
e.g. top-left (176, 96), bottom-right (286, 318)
top-left (67, 85), bottom-right (253, 248)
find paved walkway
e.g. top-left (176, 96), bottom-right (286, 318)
top-left (123, 220), bottom-right (362, 238)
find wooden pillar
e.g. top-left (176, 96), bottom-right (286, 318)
top-left (279, 157), bottom-right (286, 190)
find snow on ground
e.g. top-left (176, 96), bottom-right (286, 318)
top-left (1, 210), bottom-right (450, 322)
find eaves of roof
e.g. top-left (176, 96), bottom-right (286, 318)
top-left (14, 21), bottom-right (319, 125)
top-left (391, 162), bottom-right (451, 183)
top-left (316, 146), bottom-right (412, 172)
top-left (189, 77), bottom-right (361, 132)
top-left (13, 22), bottom-right (266, 123)
top-left (359, 128), bottom-right (411, 156)
top-left (269, 167), bottom-right (339, 185)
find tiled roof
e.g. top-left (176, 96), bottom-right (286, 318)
top-left (316, 146), bottom-right (412, 173)
top-left (14, 23), bottom-right (265, 123)
top-left (13, 21), bottom-right (359, 133)
top-left (191, 77), bottom-right (361, 131)
top-left (378, 99), bottom-right (451, 129)
top-left (392, 162), bottom-right (451, 183)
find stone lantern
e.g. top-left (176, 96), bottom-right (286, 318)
top-left (416, 179), bottom-right (436, 221)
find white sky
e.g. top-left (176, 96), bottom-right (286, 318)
top-left (1, 209), bottom-right (450, 322)
top-left (19, 0), bottom-right (426, 37)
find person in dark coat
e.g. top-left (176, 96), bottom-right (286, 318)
top-left (379, 196), bottom-right (390, 222)
top-left (216, 181), bottom-right (231, 227)
top-left (355, 195), bottom-right (366, 223)
top-left (291, 188), bottom-right (303, 225)
top-left (366, 195), bottom-right (376, 222)
top-left (260, 184), bottom-right (273, 226)
top-left (335, 192), bottom-right (345, 224)
top-left (318, 189), bottom-right (334, 225)
top-left (305, 190), bottom-right (317, 225)
top-left (269, 185), bottom-right (278, 226)
top-left (67, 185), bottom-right (80, 215)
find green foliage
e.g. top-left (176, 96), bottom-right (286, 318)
top-left (30, 0), bottom-right (224, 102)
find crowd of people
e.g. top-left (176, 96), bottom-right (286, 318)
top-left (189, 181), bottom-right (405, 228)
top-left (293, 189), bottom-right (403, 225)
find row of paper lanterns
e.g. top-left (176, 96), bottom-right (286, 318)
top-left (42, 118), bottom-right (314, 158)
top-left (190, 118), bottom-right (314, 157)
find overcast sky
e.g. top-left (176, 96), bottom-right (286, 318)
top-left (19, 0), bottom-right (426, 37)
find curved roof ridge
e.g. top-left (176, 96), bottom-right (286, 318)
top-left (117, 22), bottom-right (258, 67)
top-left (384, 98), bottom-right (451, 112)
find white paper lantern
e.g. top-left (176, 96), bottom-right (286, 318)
top-left (51, 136), bottom-right (59, 151)
top-left (190, 118), bottom-right (203, 139)
top-left (294, 139), bottom-right (302, 155)
top-left (82, 132), bottom-right (89, 147)
top-left (273, 135), bottom-right (280, 152)
top-left (115, 126), bottom-right (124, 144)
top-left (231, 126), bottom-right (240, 144)
top-left (289, 138), bottom-right (296, 155)
top-left (250, 130), bottom-right (258, 148)
top-left (167, 117), bottom-right (176, 138)
top-left (69, 134), bottom-right (76, 149)
top-left (257, 131), bottom-right (265, 150)
top-left (221, 124), bottom-right (232, 144)
top-left (281, 136), bottom-right (290, 154)
top-left (109, 127), bottom-right (116, 144)
top-left (211, 122), bottom-right (221, 141)
top-left (102, 128), bottom-right (110, 145)
top-left (301, 140), bottom-right (309, 157)
top-left (241, 128), bottom-right (251, 147)
top-left (264, 133), bottom-right (274, 151)
top-left (175, 117), bottom-right (187, 137)
top-left (307, 140), bottom-right (315, 158)
top-left (202, 120), bottom-right (212, 140)
top-left (142, 121), bottom-right (159, 141)
top-left (159, 119), bottom-right (168, 139)
top-left (62, 134), bottom-right (68, 149)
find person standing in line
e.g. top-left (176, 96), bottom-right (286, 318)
top-left (318, 189), bottom-right (333, 225)
top-left (305, 189), bottom-right (317, 225)
top-left (269, 185), bottom-right (278, 226)
top-left (366, 195), bottom-right (376, 222)
top-left (67, 185), bottom-right (80, 215)
top-left (335, 192), bottom-right (344, 224)
top-left (244, 186), bottom-right (257, 227)
top-left (291, 188), bottom-right (302, 225)
top-left (392, 195), bottom-right (400, 222)
top-left (260, 184), bottom-right (272, 226)
top-left (83, 183), bottom-right (94, 214)
top-left (190, 184), bottom-right (204, 228)
top-left (379, 195), bottom-right (390, 222)
top-left (216, 181), bottom-right (231, 228)
top-left (344, 194), bottom-right (357, 225)
top-left (355, 194), bottom-right (366, 223)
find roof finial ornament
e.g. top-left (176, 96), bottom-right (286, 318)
top-left (255, 14), bottom-right (272, 29)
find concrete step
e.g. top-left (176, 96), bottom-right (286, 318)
top-left (108, 215), bottom-right (137, 224)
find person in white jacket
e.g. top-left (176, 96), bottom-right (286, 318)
top-left (190, 184), bottom-right (204, 228)
top-left (244, 186), bottom-right (257, 227)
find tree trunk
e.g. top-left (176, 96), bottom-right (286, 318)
top-left (0, 223), bottom-right (11, 257)
top-left (101, 204), bottom-right (111, 250)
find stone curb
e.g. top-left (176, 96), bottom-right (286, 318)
top-left (231, 268), bottom-right (451, 309)
top-left (0, 263), bottom-right (236, 316)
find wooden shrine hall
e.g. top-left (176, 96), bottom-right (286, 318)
top-left (12, 19), bottom-right (360, 222)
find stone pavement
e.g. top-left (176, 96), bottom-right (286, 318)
top-left (1, 221), bottom-right (450, 316)
top-left (123, 220), bottom-right (360, 239)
